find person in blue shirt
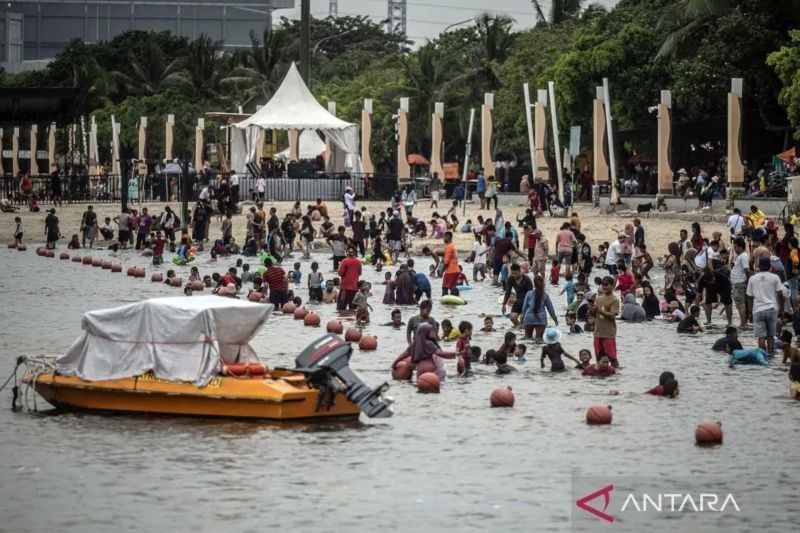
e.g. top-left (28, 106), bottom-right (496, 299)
top-left (476, 169), bottom-right (486, 209)
top-left (291, 262), bottom-right (302, 284)
top-left (520, 276), bottom-right (558, 342)
top-left (454, 183), bottom-right (465, 205)
top-left (560, 273), bottom-right (577, 305)
top-left (413, 270), bottom-right (432, 302)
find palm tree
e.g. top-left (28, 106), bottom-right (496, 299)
top-left (111, 40), bottom-right (185, 97)
top-left (531, 0), bottom-right (585, 26)
top-left (581, 2), bottom-right (608, 21)
top-left (171, 34), bottom-right (225, 100)
top-left (656, 0), bottom-right (733, 59)
top-left (469, 13), bottom-right (516, 90)
top-left (222, 29), bottom-right (291, 108)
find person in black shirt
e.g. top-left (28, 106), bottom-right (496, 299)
top-left (387, 211), bottom-right (405, 263)
top-left (494, 351), bottom-right (517, 374)
top-left (677, 305), bottom-right (703, 334)
top-left (502, 263), bottom-right (533, 326)
top-left (712, 326), bottom-right (744, 352)
top-left (350, 211), bottom-right (367, 256)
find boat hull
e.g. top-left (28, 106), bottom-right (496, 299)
top-left (23, 373), bottom-right (361, 420)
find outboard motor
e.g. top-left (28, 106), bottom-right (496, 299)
top-left (294, 335), bottom-right (393, 418)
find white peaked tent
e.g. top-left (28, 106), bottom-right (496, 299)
top-left (234, 63), bottom-right (362, 174)
top-left (276, 130), bottom-right (326, 161)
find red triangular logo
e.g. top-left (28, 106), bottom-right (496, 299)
top-left (576, 484), bottom-right (614, 523)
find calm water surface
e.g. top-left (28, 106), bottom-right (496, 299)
top-left (0, 247), bottom-right (798, 532)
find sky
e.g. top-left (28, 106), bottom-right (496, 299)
top-left (273, 0), bottom-right (622, 44)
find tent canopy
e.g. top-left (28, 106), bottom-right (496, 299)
top-left (234, 63), bottom-right (353, 131)
top-left (234, 63), bottom-right (362, 174)
top-left (277, 130), bottom-right (326, 161)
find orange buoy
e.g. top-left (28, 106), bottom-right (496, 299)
top-left (36, 247), bottom-right (46, 256)
top-left (151, 273), bottom-right (164, 282)
top-left (222, 363), bottom-right (268, 377)
top-left (417, 372), bottom-right (440, 393)
top-left (695, 420), bottom-right (723, 445)
top-left (217, 287), bottom-right (230, 297)
top-left (71, 256), bottom-right (82, 263)
top-left (282, 302), bottom-right (297, 314)
top-left (326, 319), bottom-right (344, 334)
top-left (392, 357), bottom-right (413, 380)
top-left (293, 306), bottom-right (309, 320)
top-left (248, 292), bottom-right (263, 302)
top-left (127, 267), bottom-right (137, 276)
top-left (586, 404), bottom-right (613, 425)
top-left (91, 257), bottom-right (102, 267)
top-left (101, 260), bottom-right (112, 269)
top-left (344, 327), bottom-right (362, 343)
top-left (110, 263), bottom-right (122, 272)
top-left (6, 243), bottom-right (16, 249)
top-left (45, 250), bottom-right (55, 258)
top-left (490, 386), bottom-right (515, 407)
top-left (358, 334), bottom-right (377, 350)
top-left (136, 267), bottom-right (146, 278)
top-left (170, 276), bottom-right (183, 287)
top-left (59, 252), bottom-right (70, 260)
top-left (82, 256), bottom-right (93, 265)
top-left (190, 280), bottom-right (204, 291)
top-left (16, 244), bottom-right (26, 251)
top-left (304, 311), bottom-right (321, 326)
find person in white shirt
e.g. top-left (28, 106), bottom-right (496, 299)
top-left (727, 208), bottom-right (745, 240)
top-left (729, 237), bottom-right (751, 326)
top-left (694, 240), bottom-right (719, 270)
top-left (472, 234), bottom-right (488, 281)
top-left (255, 177), bottom-right (266, 201)
top-left (604, 237), bottom-right (623, 276)
top-left (199, 186), bottom-right (211, 203)
top-left (230, 172), bottom-right (240, 203)
top-left (746, 256), bottom-right (784, 354)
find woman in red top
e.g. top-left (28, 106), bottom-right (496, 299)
top-left (527, 188), bottom-right (541, 215)
top-left (690, 222), bottom-right (704, 251)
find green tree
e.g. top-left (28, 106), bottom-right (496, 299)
top-left (532, 0), bottom-right (586, 26)
top-left (110, 39), bottom-right (185, 97)
top-left (222, 28), bottom-right (292, 109)
top-left (656, 0), bottom-right (733, 59)
top-left (768, 30), bottom-right (800, 139)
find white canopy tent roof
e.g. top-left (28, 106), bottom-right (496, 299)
top-left (234, 63), bottom-right (362, 174)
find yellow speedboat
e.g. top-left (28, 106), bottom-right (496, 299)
top-left (20, 296), bottom-right (392, 420)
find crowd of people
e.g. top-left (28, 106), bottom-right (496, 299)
top-left (11, 183), bottom-right (800, 399)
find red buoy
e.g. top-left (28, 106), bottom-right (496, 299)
top-left (6, 243), bottom-right (16, 249)
top-left (417, 372), bottom-right (440, 393)
top-left (59, 252), bottom-right (70, 260)
top-left (282, 302), bottom-right (297, 314)
top-left (82, 256), bottom-right (93, 265)
top-left (36, 247), bottom-right (46, 256)
top-left (110, 263), bottom-right (122, 272)
top-left (71, 256), bottom-right (82, 263)
top-left (358, 334), bottom-right (377, 350)
top-left (326, 319), bottom-right (344, 334)
top-left (91, 257), bottom-right (102, 267)
top-left (391, 357), bottom-right (412, 380)
top-left (126, 267), bottom-right (137, 276)
top-left (16, 244), bottom-right (26, 251)
top-left (101, 260), bottom-right (112, 269)
top-left (136, 267), bottom-right (146, 278)
top-left (304, 311), bottom-right (321, 326)
top-left (248, 292), bottom-right (263, 302)
top-left (217, 287), bottom-right (230, 297)
top-left (45, 250), bottom-right (55, 258)
top-left (586, 404), bottom-right (613, 425)
top-left (490, 386), bottom-right (515, 408)
top-left (151, 273), bottom-right (164, 282)
top-left (170, 276), bottom-right (183, 287)
top-left (695, 420), bottom-right (723, 445)
top-left (190, 280), bottom-right (204, 291)
top-left (344, 327), bottom-right (362, 343)
top-left (293, 306), bottom-right (309, 320)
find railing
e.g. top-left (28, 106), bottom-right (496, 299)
top-left (0, 173), bottom-right (401, 204)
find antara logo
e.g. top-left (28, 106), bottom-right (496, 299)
top-left (576, 484), bottom-right (615, 523)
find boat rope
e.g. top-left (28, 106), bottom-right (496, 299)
top-left (2, 357), bottom-right (24, 410)
top-left (17, 355), bottom-right (57, 412)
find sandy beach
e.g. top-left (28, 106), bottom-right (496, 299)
top-left (1, 196), bottom-right (730, 259)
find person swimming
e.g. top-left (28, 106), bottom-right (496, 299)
top-left (539, 327), bottom-right (579, 371)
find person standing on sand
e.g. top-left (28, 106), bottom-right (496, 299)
top-left (44, 208), bottom-right (60, 249)
top-left (429, 172), bottom-right (441, 209)
top-left (441, 231), bottom-right (460, 296)
top-left (592, 276), bottom-right (621, 367)
top-left (80, 205), bottom-right (98, 248)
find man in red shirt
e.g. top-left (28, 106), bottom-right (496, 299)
top-left (337, 246), bottom-right (362, 311)
top-left (263, 258), bottom-right (289, 308)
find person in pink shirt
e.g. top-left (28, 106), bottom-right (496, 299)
top-left (555, 222), bottom-right (577, 278)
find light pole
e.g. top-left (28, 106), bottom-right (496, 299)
top-left (312, 29), bottom-right (355, 56)
top-left (442, 18), bottom-right (473, 33)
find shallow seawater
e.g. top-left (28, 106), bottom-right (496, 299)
top-left (0, 247), bottom-right (798, 532)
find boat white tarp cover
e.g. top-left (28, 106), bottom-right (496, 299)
top-left (56, 296), bottom-right (272, 387)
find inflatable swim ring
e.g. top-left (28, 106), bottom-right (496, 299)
top-left (256, 266), bottom-right (266, 276)
top-left (441, 295), bottom-right (466, 305)
top-left (259, 251), bottom-right (277, 264)
top-left (172, 255), bottom-right (195, 265)
top-left (456, 285), bottom-right (472, 291)
top-left (362, 254), bottom-right (372, 264)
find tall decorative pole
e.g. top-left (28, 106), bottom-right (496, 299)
top-left (397, 97), bottom-right (410, 183)
top-left (0, 129), bottom-right (4, 176)
top-left (89, 117), bottom-right (99, 175)
top-left (462, 108), bottom-right (475, 216)
top-left (534, 89), bottom-right (548, 183)
top-left (523, 83), bottom-right (536, 177)
top-left (602, 78), bottom-right (619, 205)
top-left (592, 86), bottom-right (609, 187)
top-left (481, 93), bottom-right (494, 176)
top-left (195, 118), bottom-right (204, 174)
top-left (12, 127), bottom-right (20, 176)
top-left (361, 98), bottom-right (374, 174)
top-left (138, 117), bottom-right (147, 162)
top-left (289, 129), bottom-right (299, 162)
top-left (165, 114), bottom-right (175, 161)
top-left (29, 125), bottom-right (39, 176)
top-left (111, 116), bottom-right (121, 177)
top-left (325, 101), bottom-right (336, 167)
top-left (430, 101), bottom-right (445, 179)
top-left (47, 123), bottom-right (56, 174)
top-left (548, 81), bottom-right (565, 207)
top-left (727, 78), bottom-right (745, 209)
top-left (657, 90), bottom-right (673, 194)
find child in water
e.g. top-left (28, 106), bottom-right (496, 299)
top-left (566, 312), bottom-right (583, 334)
top-left (494, 351), bottom-right (517, 374)
top-left (68, 234), bottom-right (81, 249)
top-left (647, 371), bottom-right (679, 397)
top-left (441, 319), bottom-right (459, 341)
top-left (514, 344), bottom-right (527, 363)
top-left (481, 316), bottom-right (496, 332)
top-left (677, 305), bottom-right (703, 334)
top-left (498, 331), bottom-right (516, 357)
top-left (789, 364), bottom-right (800, 400)
top-left (550, 259), bottom-right (560, 285)
top-left (575, 349), bottom-right (592, 370)
top-left (290, 262), bottom-right (302, 284)
top-left (582, 354), bottom-right (617, 377)
top-left (13, 216), bottom-right (23, 246)
top-left (352, 280), bottom-right (372, 325)
top-left (540, 328), bottom-right (580, 371)
top-left (456, 321), bottom-right (473, 377)
top-left (560, 274), bottom-right (577, 305)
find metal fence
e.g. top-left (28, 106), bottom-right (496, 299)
top-left (1, 173), bottom-right (401, 204)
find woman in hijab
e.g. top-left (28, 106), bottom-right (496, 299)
top-left (620, 293), bottom-right (647, 322)
top-left (392, 323), bottom-right (456, 380)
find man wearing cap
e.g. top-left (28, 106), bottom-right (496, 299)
top-left (746, 257), bottom-right (784, 354)
top-left (337, 246), bottom-right (362, 311)
top-left (591, 276), bottom-right (621, 367)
